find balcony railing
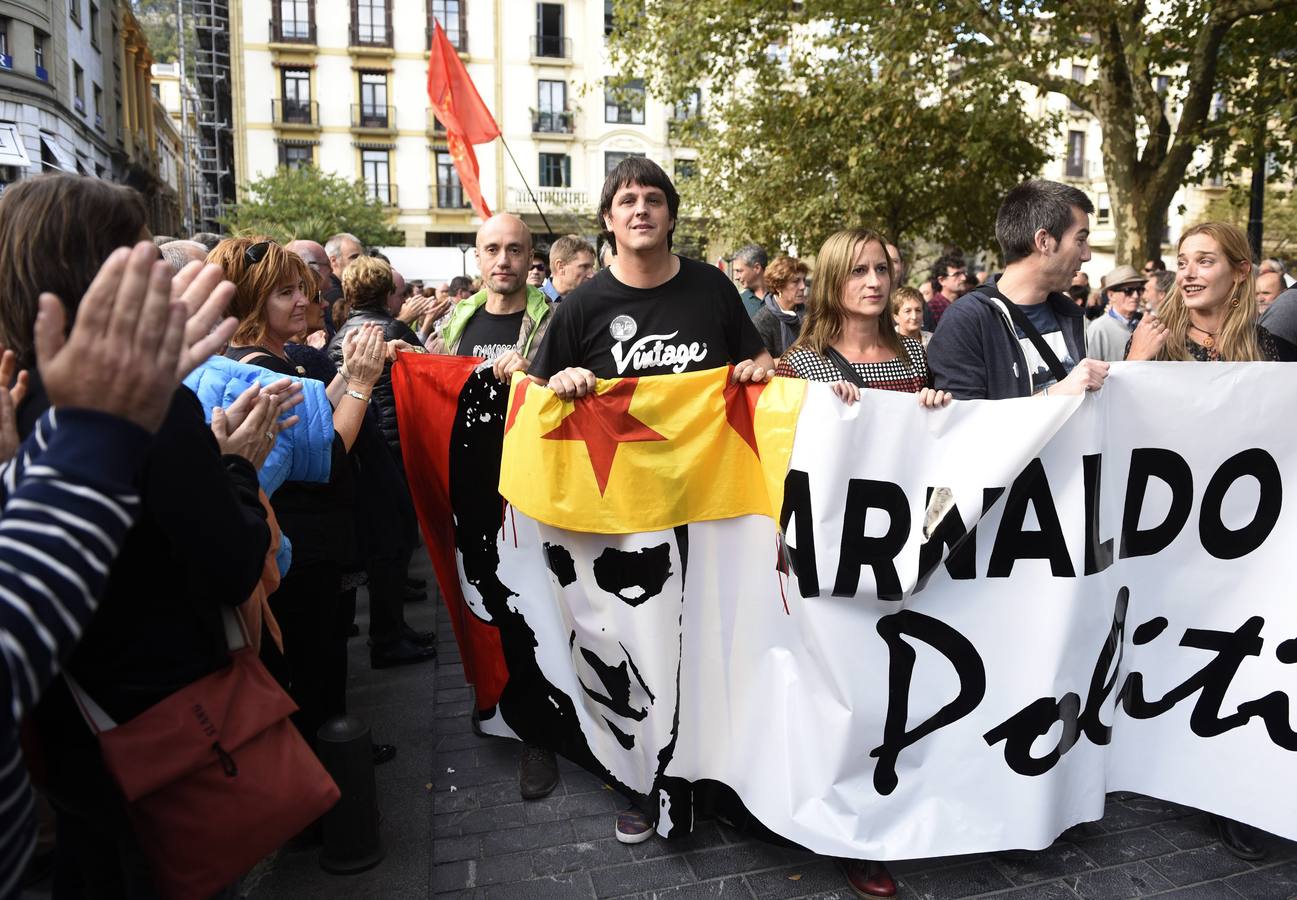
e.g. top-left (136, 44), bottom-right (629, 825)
top-left (352, 104), bottom-right (394, 129)
top-left (531, 35), bottom-right (571, 59)
top-left (74, 96), bottom-right (85, 114)
top-left (270, 18), bottom-right (316, 44)
top-left (273, 99), bottom-right (318, 126)
top-left (94, 112), bottom-right (103, 130)
top-left (426, 108), bottom-right (446, 133)
top-left (434, 184), bottom-right (469, 209)
top-left (35, 65), bottom-right (48, 82)
top-left (350, 22), bottom-right (393, 48)
top-left (365, 182), bottom-right (398, 206)
top-left (506, 186), bottom-right (589, 211)
top-left (531, 110), bottom-right (573, 134)
top-left (427, 25), bottom-right (467, 52)
top-left (0, 54), bottom-right (12, 70)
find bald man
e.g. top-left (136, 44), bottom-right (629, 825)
top-left (287, 238), bottom-right (343, 342)
top-left (1257, 271), bottom-right (1284, 315)
top-left (427, 213), bottom-right (555, 385)
top-left (158, 239), bottom-right (208, 273)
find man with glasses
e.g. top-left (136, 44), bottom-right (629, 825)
top-left (928, 253), bottom-right (967, 327)
top-left (527, 248), bottom-right (550, 288)
top-left (1087, 265), bottom-right (1144, 362)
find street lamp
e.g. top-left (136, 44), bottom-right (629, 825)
top-left (456, 242), bottom-right (472, 276)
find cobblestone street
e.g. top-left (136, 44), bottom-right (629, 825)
top-left (237, 558), bottom-right (1297, 899)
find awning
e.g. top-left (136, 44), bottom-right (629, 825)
top-left (274, 136), bottom-right (320, 146)
top-left (40, 136), bottom-right (77, 173)
top-left (0, 124), bottom-right (32, 168)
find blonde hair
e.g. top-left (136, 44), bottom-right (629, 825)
top-left (336, 255), bottom-right (395, 327)
top-left (1156, 221), bottom-right (1260, 361)
top-left (207, 237), bottom-right (312, 347)
top-left (765, 256), bottom-right (810, 297)
top-left (890, 285), bottom-right (925, 316)
top-left (787, 229), bottom-right (907, 364)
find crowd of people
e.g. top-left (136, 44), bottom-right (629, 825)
top-left (0, 156), bottom-right (1291, 899)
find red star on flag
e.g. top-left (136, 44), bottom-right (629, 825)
top-left (504, 379), bottom-right (530, 435)
top-left (724, 377), bottom-right (769, 457)
top-left (541, 379), bottom-right (666, 495)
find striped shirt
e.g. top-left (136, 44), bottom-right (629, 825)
top-left (0, 408), bottom-right (146, 897)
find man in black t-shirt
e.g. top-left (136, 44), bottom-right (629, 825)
top-left (528, 157), bottom-right (771, 847)
top-left (529, 158), bottom-right (771, 393)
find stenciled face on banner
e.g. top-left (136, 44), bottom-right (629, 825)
top-left (539, 527), bottom-right (688, 796)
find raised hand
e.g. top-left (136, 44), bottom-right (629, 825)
top-left (0, 349), bottom-right (29, 463)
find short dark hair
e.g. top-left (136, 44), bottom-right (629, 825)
top-left (1145, 257), bottom-right (1167, 272)
top-left (597, 156), bottom-right (680, 253)
top-left (995, 180), bottom-right (1094, 265)
top-left (733, 243), bottom-right (768, 269)
top-left (931, 253), bottom-right (966, 281)
top-left (448, 275), bottom-right (475, 296)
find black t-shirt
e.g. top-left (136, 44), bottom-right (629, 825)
top-left (456, 308), bottom-right (524, 360)
top-left (983, 285), bottom-right (1077, 392)
top-left (529, 255), bottom-right (765, 379)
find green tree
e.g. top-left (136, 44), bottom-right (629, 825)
top-left (222, 166), bottom-right (404, 247)
top-left (1200, 186), bottom-right (1297, 257)
top-left (610, 0), bottom-right (1297, 265)
top-left (132, 0), bottom-right (183, 64)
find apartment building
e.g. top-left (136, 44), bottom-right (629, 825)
top-left (232, 0), bottom-right (699, 247)
top-left (0, 0), bottom-right (180, 232)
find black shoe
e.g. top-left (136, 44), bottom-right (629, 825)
top-left (370, 637), bottom-right (437, 669)
top-left (1211, 814), bottom-right (1267, 860)
top-left (405, 577), bottom-right (426, 591)
top-left (372, 742), bottom-right (397, 766)
top-left (403, 625), bottom-right (436, 646)
top-left (519, 743), bottom-right (559, 800)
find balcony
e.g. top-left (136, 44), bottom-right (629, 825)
top-left (365, 182), bottom-right (398, 206)
top-left (35, 66), bottom-right (48, 82)
top-left (350, 22), bottom-right (393, 50)
top-left (94, 113), bottom-right (103, 130)
top-left (74, 96), bottom-right (85, 114)
top-left (506, 186), bottom-right (588, 212)
top-left (269, 18), bottom-right (316, 45)
top-left (531, 35), bottom-right (571, 61)
top-left (531, 110), bottom-right (573, 134)
top-left (426, 108), bottom-right (446, 134)
top-left (427, 25), bottom-right (467, 53)
top-left (272, 98), bottom-right (319, 127)
top-left (433, 184), bottom-right (469, 210)
top-left (352, 104), bottom-right (395, 131)
top-left (0, 54), bottom-right (12, 70)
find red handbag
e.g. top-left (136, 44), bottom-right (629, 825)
top-left (68, 610), bottom-right (340, 900)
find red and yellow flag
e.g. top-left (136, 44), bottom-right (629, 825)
top-left (500, 368), bottom-right (805, 533)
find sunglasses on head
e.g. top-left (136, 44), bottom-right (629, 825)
top-left (245, 240), bottom-right (272, 266)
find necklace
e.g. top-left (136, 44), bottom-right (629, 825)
top-left (1189, 324), bottom-right (1219, 360)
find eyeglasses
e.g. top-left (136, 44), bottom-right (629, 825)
top-left (529, 263), bottom-right (547, 273)
top-left (245, 240), bottom-right (271, 266)
top-left (945, 270), bottom-right (967, 280)
top-left (1115, 285), bottom-right (1144, 295)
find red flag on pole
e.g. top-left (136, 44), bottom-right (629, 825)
top-left (428, 21), bottom-right (500, 219)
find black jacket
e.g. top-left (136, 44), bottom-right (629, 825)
top-left (328, 309), bottom-right (420, 455)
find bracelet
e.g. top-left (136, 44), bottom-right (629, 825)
top-left (345, 389), bottom-right (371, 403)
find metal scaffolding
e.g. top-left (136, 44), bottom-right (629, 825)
top-left (187, 0), bottom-right (234, 232)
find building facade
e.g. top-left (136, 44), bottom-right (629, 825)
top-left (0, 0), bottom-right (180, 232)
top-left (232, 0), bottom-right (698, 247)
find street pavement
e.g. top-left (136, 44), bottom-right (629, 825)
top-left (216, 549), bottom-right (1297, 898)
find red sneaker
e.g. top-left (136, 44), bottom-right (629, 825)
top-left (842, 859), bottom-right (897, 898)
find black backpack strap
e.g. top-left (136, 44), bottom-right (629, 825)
top-left (822, 346), bottom-right (869, 389)
top-left (995, 298), bottom-right (1069, 386)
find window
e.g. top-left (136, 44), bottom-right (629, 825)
top-left (93, 84), bottom-right (103, 127)
top-left (604, 150), bottom-right (645, 177)
top-left (354, 0), bottom-right (389, 45)
top-left (89, 4), bottom-right (100, 48)
top-left (536, 79), bottom-right (567, 132)
top-left (281, 69), bottom-right (311, 123)
top-left (279, 143), bottom-right (313, 169)
top-left (605, 78), bottom-right (645, 125)
top-left (73, 63), bottom-right (85, 114)
top-left (1096, 192), bottom-right (1109, 223)
top-left (358, 72), bottom-right (388, 127)
top-left (361, 148), bottom-right (391, 203)
top-left (279, 0), bottom-right (312, 39)
top-left (34, 32), bottom-right (47, 80)
top-left (1065, 130), bottom-right (1086, 178)
top-left (0, 19), bottom-right (9, 68)
top-left (1069, 63), bottom-right (1086, 113)
top-left (431, 0), bottom-right (465, 51)
top-left (539, 152), bottom-right (569, 188)
top-left (675, 158), bottom-right (697, 181)
top-left (436, 150), bottom-right (467, 208)
top-left (604, 0), bottom-right (614, 36)
top-left (535, 2), bottom-right (564, 57)
top-left (70, 0), bottom-right (81, 27)
top-left (1155, 75), bottom-right (1169, 96)
top-left (672, 89), bottom-right (701, 121)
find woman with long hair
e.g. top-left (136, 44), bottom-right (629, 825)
top-left (776, 228), bottom-right (950, 410)
top-left (1126, 221), bottom-right (1287, 362)
top-left (772, 229), bottom-right (948, 900)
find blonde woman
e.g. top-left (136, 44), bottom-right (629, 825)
top-left (890, 286), bottom-right (931, 348)
top-left (1126, 222), bottom-right (1289, 362)
top-left (776, 228), bottom-right (950, 409)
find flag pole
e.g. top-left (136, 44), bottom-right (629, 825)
top-left (499, 136), bottom-right (556, 241)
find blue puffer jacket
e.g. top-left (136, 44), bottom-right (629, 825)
top-left (183, 355), bottom-right (335, 495)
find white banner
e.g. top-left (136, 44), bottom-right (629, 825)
top-left (473, 363), bottom-right (1297, 858)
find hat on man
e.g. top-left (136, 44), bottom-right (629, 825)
top-left (1102, 264), bottom-right (1144, 292)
